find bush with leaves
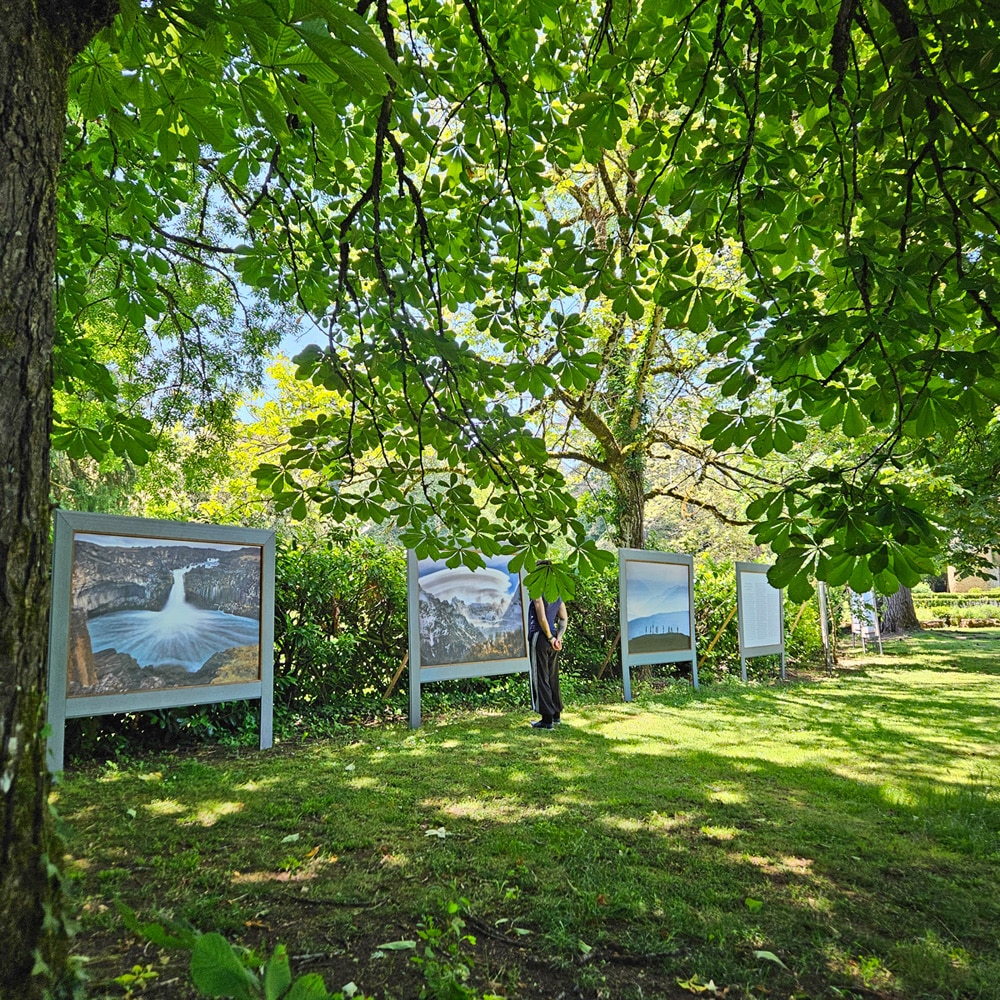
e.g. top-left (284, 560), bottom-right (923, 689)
top-left (558, 561), bottom-right (621, 680)
top-left (273, 532), bottom-right (407, 711)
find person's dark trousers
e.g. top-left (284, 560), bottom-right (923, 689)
top-left (529, 632), bottom-right (563, 722)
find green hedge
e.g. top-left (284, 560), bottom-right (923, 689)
top-left (911, 590), bottom-right (1000, 607)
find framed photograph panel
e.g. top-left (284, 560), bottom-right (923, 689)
top-left (407, 551), bottom-right (529, 726)
top-left (618, 549), bottom-right (698, 699)
top-left (46, 510), bottom-right (275, 772)
top-left (735, 562), bottom-right (786, 681)
top-left (849, 589), bottom-right (883, 654)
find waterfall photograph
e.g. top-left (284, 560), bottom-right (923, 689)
top-left (66, 531), bottom-right (264, 697)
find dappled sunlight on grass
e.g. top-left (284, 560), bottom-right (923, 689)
top-left (346, 775), bottom-right (380, 789)
top-left (436, 798), bottom-right (552, 822)
top-left (144, 798), bottom-right (186, 816)
top-left (700, 825), bottom-right (742, 840)
top-left (184, 800), bottom-right (245, 826)
top-left (57, 629), bottom-right (1000, 999)
top-left (707, 787), bottom-right (747, 804)
top-left (233, 777), bottom-right (281, 792)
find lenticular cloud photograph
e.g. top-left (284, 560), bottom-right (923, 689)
top-left (66, 532), bottom-right (263, 697)
top-left (416, 556), bottom-right (526, 667)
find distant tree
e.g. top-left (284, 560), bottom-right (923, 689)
top-left (881, 586), bottom-right (920, 633)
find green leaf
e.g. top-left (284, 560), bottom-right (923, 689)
top-left (753, 950), bottom-right (789, 970)
top-left (285, 974), bottom-right (332, 1000)
top-left (240, 76), bottom-right (289, 137)
top-left (264, 945), bottom-right (292, 1000)
top-left (190, 933), bottom-right (260, 1000)
top-left (787, 574), bottom-right (814, 604)
top-left (116, 903), bottom-right (197, 951)
top-left (848, 560), bottom-right (873, 594)
top-left (842, 399), bottom-right (866, 437)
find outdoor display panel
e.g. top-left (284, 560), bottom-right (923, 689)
top-left (735, 561), bottom-right (786, 682)
top-left (849, 589), bottom-right (883, 654)
top-left (618, 549), bottom-right (698, 700)
top-left (407, 551), bottom-right (529, 727)
top-left (46, 510), bottom-right (275, 772)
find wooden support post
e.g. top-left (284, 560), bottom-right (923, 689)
top-left (789, 601), bottom-right (808, 635)
top-left (595, 631), bottom-right (621, 680)
top-left (703, 605), bottom-right (737, 658)
top-left (384, 650), bottom-right (409, 700)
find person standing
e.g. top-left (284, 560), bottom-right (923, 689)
top-left (527, 590), bottom-right (568, 730)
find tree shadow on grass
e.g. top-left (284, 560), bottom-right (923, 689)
top-left (58, 668), bottom-right (1000, 1000)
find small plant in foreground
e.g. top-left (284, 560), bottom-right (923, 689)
top-left (411, 901), bottom-right (505, 1000)
top-left (113, 963), bottom-right (160, 998)
top-left (118, 904), bottom-right (369, 1000)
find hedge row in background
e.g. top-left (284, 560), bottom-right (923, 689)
top-left (64, 534), bottom-right (826, 761)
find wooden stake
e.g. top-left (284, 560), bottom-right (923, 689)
top-left (596, 631), bottom-right (621, 680)
top-left (703, 605), bottom-right (737, 657)
top-left (789, 601), bottom-right (808, 635)
top-left (384, 650), bottom-right (409, 700)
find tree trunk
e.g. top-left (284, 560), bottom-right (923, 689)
top-left (0, 2), bottom-right (114, 994)
top-left (610, 460), bottom-right (645, 549)
top-left (881, 586), bottom-right (920, 633)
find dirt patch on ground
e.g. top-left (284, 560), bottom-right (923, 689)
top-left (76, 902), bottom-right (703, 999)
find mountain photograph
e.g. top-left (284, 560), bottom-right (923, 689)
top-left (416, 559), bottom-right (526, 667)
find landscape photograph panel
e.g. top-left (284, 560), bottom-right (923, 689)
top-left (417, 557), bottom-right (526, 667)
top-left (625, 558), bottom-right (692, 655)
top-left (67, 532), bottom-right (264, 698)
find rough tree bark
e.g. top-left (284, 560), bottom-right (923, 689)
top-left (881, 586), bottom-right (920, 633)
top-left (610, 460), bottom-right (646, 550)
top-left (0, 1), bottom-right (116, 995)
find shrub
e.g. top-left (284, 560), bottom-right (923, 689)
top-left (560, 561), bottom-right (620, 680)
top-left (273, 533), bottom-right (407, 710)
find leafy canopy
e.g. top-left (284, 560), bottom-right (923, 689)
top-left (62, 0), bottom-right (1000, 598)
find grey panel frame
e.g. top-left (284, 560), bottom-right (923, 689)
top-left (407, 550), bottom-right (529, 728)
top-left (46, 510), bottom-right (275, 773)
top-left (735, 561), bottom-right (786, 682)
top-left (618, 549), bottom-right (698, 700)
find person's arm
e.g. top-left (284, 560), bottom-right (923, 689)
top-left (552, 602), bottom-right (568, 649)
top-left (533, 598), bottom-right (554, 640)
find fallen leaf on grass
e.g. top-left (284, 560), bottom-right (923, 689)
top-left (677, 976), bottom-right (728, 995)
top-left (753, 950), bottom-right (789, 970)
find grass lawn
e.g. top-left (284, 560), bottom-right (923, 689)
top-left (57, 628), bottom-right (1000, 1000)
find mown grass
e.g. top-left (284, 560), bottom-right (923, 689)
top-left (57, 628), bottom-right (1000, 999)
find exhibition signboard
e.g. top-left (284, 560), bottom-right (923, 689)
top-left (735, 561), bottom-right (786, 681)
top-left (407, 552), bottom-right (528, 726)
top-left (618, 549), bottom-right (698, 698)
top-left (46, 510), bottom-right (275, 771)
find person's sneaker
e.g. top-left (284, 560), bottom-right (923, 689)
top-left (553, 716), bottom-right (561, 725)
top-left (530, 719), bottom-right (554, 730)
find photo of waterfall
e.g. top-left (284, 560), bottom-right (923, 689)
top-left (66, 531), bottom-right (264, 697)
